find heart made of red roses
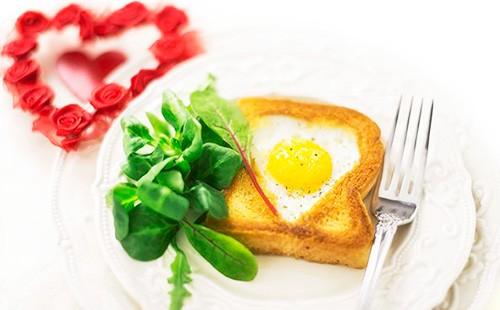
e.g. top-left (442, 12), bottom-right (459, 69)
top-left (2, 2), bottom-right (201, 151)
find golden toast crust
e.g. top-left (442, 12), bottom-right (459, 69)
top-left (206, 97), bottom-right (384, 268)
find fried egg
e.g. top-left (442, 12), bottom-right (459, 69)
top-left (252, 115), bottom-right (360, 221)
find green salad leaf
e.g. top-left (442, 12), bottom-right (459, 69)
top-left (138, 182), bottom-right (190, 221)
top-left (111, 183), bottom-right (138, 212)
top-left (168, 240), bottom-right (192, 310)
top-left (188, 181), bottom-right (228, 219)
top-left (192, 143), bottom-right (242, 190)
top-left (137, 157), bottom-right (177, 186)
top-left (180, 117), bottom-right (203, 162)
top-left (122, 153), bottom-right (152, 180)
top-left (146, 112), bottom-right (173, 137)
top-left (173, 157), bottom-right (191, 176)
top-left (199, 119), bottom-right (230, 147)
top-left (109, 76), bottom-right (261, 309)
top-left (122, 147), bottom-right (164, 181)
top-left (182, 222), bottom-right (258, 281)
top-left (190, 75), bottom-right (250, 153)
top-left (156, 170), bottom-right (184, 193)
top-left (112, 202), bottom-right (130, 241)
top-left (120, 205), bottom-right (178, 261)
top-left (110, 183), bottom-right (137, 240)
top-left (121, 117), bottom-right (153, 155)
top-left (162, 91), bottom-right (189, 131)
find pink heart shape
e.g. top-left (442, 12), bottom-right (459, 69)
top-left (56, 50), bottom-right (126, 101)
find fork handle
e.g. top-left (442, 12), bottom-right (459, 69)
top-left (358, 214), bottom-right (399, 310)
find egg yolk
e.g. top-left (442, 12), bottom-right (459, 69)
top-left (266, 138), bottom-right (333, 193)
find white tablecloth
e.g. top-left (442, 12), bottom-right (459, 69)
top-left (1, 0), bottom-right (499, 309)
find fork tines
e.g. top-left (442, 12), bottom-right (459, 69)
top-left (380, 97), bottom-right (434, 203)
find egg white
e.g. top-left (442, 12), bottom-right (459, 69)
top-left (252, 115), bottom-right (360, 221)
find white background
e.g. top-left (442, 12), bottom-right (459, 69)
top-left (1, 0), bottom-right (499, 309)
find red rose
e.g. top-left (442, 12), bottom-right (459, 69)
top-left (2, 38), bottom-right (37, 58)
top-left (52, 104), bottom-right (92, 136)
top-left (19, 84), bottom-right (53, 113)
top-left (90, 83), bottom-right (130, 110)
top-left (4, 59), bottom-right (39, 85)
top-left (53, 4), bottom-right (82, 29)
top-left (16, 11), bottom-right (50, 36)
top-left (154, 6), bottom-right (188, 34)
top-left (180, 31), bottom-right (203, 59)
top-left (94, 20), bottom-right (121, 37)
top-left (150, 34), bottom-right (185, 63)
top-left (78, 11), bottom-right (94, 41)
top-left (108, 2), bottom-right (149, 27)
top-left (130, 69), bottom-right (159, 96)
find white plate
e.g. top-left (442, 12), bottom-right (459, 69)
top-left (93, 49), bottom-right (476, 309)
top-left (437, 123), bottom-right (500, 310)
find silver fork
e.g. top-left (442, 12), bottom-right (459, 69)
top-left (358, 97), bottom-right (434, 309)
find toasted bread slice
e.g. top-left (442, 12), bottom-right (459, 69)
top-left (206, 97), bottom-right (384, 268)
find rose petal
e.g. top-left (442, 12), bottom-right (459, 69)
top-left (19, 84), bottom-right (53, 113)
top-left (16, 11), bottom-right (50, 36)
top-left (52, 104), bottom-right (92, 136)
top-left (108, 2), bottom-right (149, 27)
top-left (130, 69), bottom-right (160, 97)
top-left (53, 4), bottom-right (82, 29)
top-left (94, 19), bottom-right (122, 37)
top-left (2, 38), bottom-right (37, 58)
top-left (149, 34), bottom-right (185, 63)
top-left (154, 6), bottom-right (188, 34)
top-left (90, 83), bottom-right (130, 110)
top-left (4, 59), bottom-right (39, 86)
top-left (78, 11), bottom-right (94, 41)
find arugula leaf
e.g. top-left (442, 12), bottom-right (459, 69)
top-left (147, 112), bottom-right (174, 137)
top-left (188, 182), bottom-right (228, 219)
top-left (192, 143), bottom-right (242, 189)
top-left (182, 222), bottom-right (258, 281)
top-left (156, 170), bottom-right (184, 193)
top-left (168, 240), bottom-right (192, 310)
top-left (121, 117), bottom-right (153, 155)
top-left (162, 91), bottom-right (189, 131)
top-left (120, 205), bottom-right (178, 261)
top-left (190, 76), bottom-right (277, 215)
top-left (110, 183), bottom-right (137, 240)
top-left (138, 182), bottom-right (189, 221)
